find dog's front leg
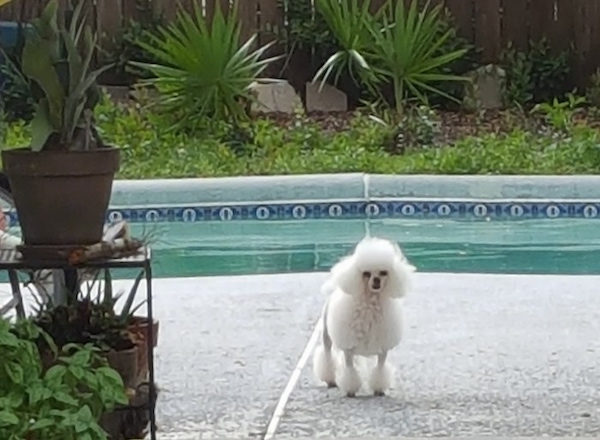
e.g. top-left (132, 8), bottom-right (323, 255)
top-left (370, 351), bottom-right (394, 396)
top-left (338, 349), bottom-right (362, 397)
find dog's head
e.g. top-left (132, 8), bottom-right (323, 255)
top-left (330, 237), bottom-right (416, 298)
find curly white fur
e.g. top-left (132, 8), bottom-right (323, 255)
top-left (313, 237), bottom-right (415, 397)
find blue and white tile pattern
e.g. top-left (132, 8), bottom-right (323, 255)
top-left (5, 200), bottom-right (600, 225)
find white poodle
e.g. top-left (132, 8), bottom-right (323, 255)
top-left (313, 236), bottom-right (416, 397)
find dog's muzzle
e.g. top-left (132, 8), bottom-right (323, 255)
top-left (372, 277), bottom-right (381, 290)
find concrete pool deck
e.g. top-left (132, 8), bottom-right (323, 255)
top-left (2, 272), bottom-right (600, 439)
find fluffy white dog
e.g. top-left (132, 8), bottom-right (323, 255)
top-left (313, 237), bottom-right (416, 397)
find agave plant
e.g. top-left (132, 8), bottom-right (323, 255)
top-left (21, 0), bottom-right (111, 151)
top-left (314, 0), bottom-right (468, 114)
top-left (132, 2), bottom-right (282, 127)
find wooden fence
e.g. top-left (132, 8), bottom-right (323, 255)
top-left (2, 0), bottom-right (600, 86)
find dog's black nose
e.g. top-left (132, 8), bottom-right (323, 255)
top-left (372, 277), bottom-right (381, 287)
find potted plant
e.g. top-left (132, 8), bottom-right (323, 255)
top-left (1, 0), bottom-right (119, 250)
top-left (103, 268), bottom-right (160, 384)
top-left (32, 271), bottom-right (140, 389)
top-left (0, 317), bottom-right (128, 440)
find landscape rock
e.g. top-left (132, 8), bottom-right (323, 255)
top-left (101, 85), bottom-right (131, 102)
top-left (249, 81), bottom-right (303, 114)
top-left (463, 64), bottom-right (506, 111)
top-left (305, 82), bottom-right (348, 112)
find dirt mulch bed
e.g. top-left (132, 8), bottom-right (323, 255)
top-left (260, 107), bottom-right (600, 146)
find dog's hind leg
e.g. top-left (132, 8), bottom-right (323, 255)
top-left (369, 351), bottom-right (395, 396)
top-left (338, 349), bottom-right (362, 397)
top-left (313, 301), bottom-right (337, 388)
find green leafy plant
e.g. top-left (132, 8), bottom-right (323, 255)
top-left (531, 92), bottom-right (586, 134)
top-left (31, 269), bottom-right (140, 352)
top-left (101, 0), bottom-right (164, 85)
top-left (501, 39), bottom-right (571, 107)
top-left (369, 103), bottom-right (440, 153)
top-left (20, 0), bottom-right (112, 151)
top-left (100, 268), bottom-right (146, 326)
top-left (585, 69), bottom-right (600, 108)
top-left (0, 107), bottom-right (6, 144)
top-left (314, 0), bottom-right (468, 114)
top-left (0, 318), bottom-right (128, 440)
top-left (0, 24), bottom-right (36, 122)
top-left (132, 2), bottom-right (282, 128)
top-left (6, 94), bottom-right (600, 177)
top-left (273, 0), bottom-right (337, 75)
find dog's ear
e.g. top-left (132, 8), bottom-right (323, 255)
top-left (331, 255), bottom-right (363, 296)
top-left (386, 258), bottom-right (415, 299)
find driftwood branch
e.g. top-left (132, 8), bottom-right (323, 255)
top-left (66, 221), bottom-right (145, 265)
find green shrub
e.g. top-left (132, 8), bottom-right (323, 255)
top-left (0, 25), bottom-right (35, 122)
top-left (501, 39), bottom-right (571, 107)
top-left (586, 69), bottom-right (600, 108)
top-left (531, 92), bottom-right (586, 134)
top-left (274, 0), bottom-right (338, 74)
top-left (102, 18), bottom-right (164, 85)
top-left (5, 96), bottom-right (600, 177)
top-left (409, 126), bottom-right (600, 174)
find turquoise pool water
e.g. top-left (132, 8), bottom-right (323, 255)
top-left (129, 218), bottom-right (600, 277)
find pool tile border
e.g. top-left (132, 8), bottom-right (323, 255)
top-left (7, 199), bottom-right (596, 224)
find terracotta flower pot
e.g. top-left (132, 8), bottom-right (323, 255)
top-left (105, 345), bottom-right (139, 389)
top-left (1, 147), bottom-right (120, 246)
top-left (128, 316), bottom-right (160, 382)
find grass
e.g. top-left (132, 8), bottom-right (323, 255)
top-left (4, 96), bottom-right (600, 178)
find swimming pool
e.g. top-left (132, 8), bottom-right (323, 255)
top-left (134, 217), bottom-right (600, 277)
top-left (5, 175), bottom-right (600, 278)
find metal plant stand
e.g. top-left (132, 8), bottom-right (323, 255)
top-left (0, 247), bottom-right (157, 440)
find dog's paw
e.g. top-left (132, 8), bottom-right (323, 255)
top-left (313, 345), bottom-right (336, 386)
top-left (369, 363), bottom-right (395, 395)
top-left (338, 367), bottom-right (362, 396)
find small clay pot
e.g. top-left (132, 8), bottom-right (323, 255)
top-left (105, 346), bottom-right (139, 389)
top-left (128, 317), bottom-right (160, 382)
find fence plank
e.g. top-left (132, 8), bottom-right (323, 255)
top-left (96, 0), bottom-right (122, 50)
top-left (258, 0), bottom-right (283, 46)
top-left (121, 0), bottom-right (140, 22)
top-left (474, 0), bottom-right (501, 62)
top-left (529, 0), bottom-right (555, 43)
top-left (552, 0), bottom-right (574, 53)
top-left (573, 0), bottom-right (600, 84)
top-left (234, 0), bottom-right (258, 43)
top-left (445, 0), bottom-right (474, 41)
top-left (501, 0), bottom-right (528, 51)
top-left (572, 0), bottom-right (590, 84)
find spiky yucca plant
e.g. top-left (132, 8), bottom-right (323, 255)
top-left (131, 2), bottom-right (282, 128)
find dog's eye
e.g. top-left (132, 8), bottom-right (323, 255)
top-left (363, 271), bottom-right (371, 278)
top-left (380, 270), bottom-right (388, 276)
